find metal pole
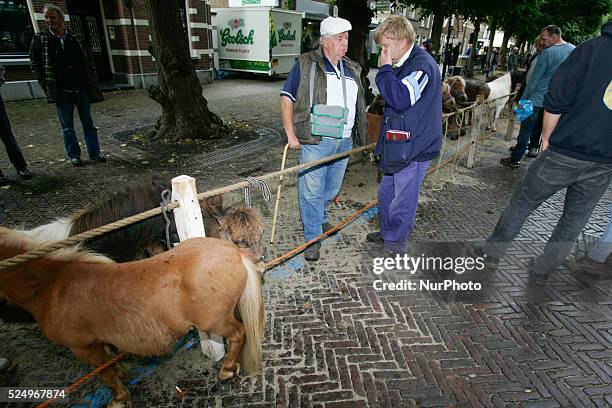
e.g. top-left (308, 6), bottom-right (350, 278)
top-left (441, 15), bottom-right (452, 78)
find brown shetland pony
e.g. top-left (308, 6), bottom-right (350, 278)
top-left (0, 227), bottom-right (265, 408)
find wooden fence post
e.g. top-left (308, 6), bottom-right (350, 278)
top-left (466, 96), bottom-right (484, 169)
top-left (505, 109), bottom-right (517, 141)
top-left (171, 175), bottom-right (225, 363)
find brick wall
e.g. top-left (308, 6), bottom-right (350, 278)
top-left (8, 0), bottom-right (212, 84)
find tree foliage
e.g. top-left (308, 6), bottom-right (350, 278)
top-left (403, 0), bottom-right (610, 51)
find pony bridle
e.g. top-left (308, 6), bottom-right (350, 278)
top-left (159, 189), bottom-right (174, 250)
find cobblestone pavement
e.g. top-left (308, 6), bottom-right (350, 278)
top-left (0, 76), bottom-right (611, 408)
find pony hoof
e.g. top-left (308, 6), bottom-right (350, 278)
top-left (218, 369), bottom-right (235, 381)
top-left (218, 363), bottom-right (240, 381)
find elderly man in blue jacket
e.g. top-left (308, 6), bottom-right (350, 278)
top-left (366, 15), bottom-right (442, 255)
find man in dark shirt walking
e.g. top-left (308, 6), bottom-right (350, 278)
top-left (477, 21), bottom-right (612, 284)
top-left (30, 4), bottom-right (106, 167)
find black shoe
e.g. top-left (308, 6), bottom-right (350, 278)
top-left (16, 168), bottom-right (32, 180)
top-left (500, 157), bottom-right (520, 168)
top-left (366, 231), bottom-right (384, 243)
top-left (304, 242), bottom-right (321, 262)
top-left (564, 256), bottom-right (609, 279)
top-left (468, 244), bottom-right (499, 270)
top-left (90, 154), bottom-right (107, 163)
top-left (322, 222), bottom-right (338, 236)
top-left (527, 258), bottom-right (550, 285)
top-left (0, 171), bottom-right (8, 187)
top-left (71, 157), bottom-right (83, 167)
top-left (509, 145), bottom-right (517, 152)
top-left (526, 148), bottom-right (539, 158)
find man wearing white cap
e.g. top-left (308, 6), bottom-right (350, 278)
top-left (280, 16), bottom-right (368, 262)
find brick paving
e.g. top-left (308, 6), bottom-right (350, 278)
top-left (0, 78), bottom-right (610, 407)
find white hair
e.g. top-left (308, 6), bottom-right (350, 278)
top-left (43, 4), bottom-right (64, 20)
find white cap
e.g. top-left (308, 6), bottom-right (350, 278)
top-left (320, 16), bottom-right (352, 37)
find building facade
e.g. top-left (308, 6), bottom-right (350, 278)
top-left (0, 0), bottom-right (214, 101)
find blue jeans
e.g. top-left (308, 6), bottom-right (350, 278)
top-left (511, 107), bottom-right (543, 163)
top-left (486, 150), bottom-right (612, 275)
top-left (588, 202), bottom-right (612, 262)
top-left (56, 88), bottom-right (100, 159)
top-left (299, 137), bottom-right (352, 242)
top-left (378, 160), bottom-right (430, 253)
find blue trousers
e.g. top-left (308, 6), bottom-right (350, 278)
top-left (486, 150), bottom-right (612, 275)
top-left (588, 202), bottom-right (612, 263)
top-left (299, 137), bottom-right (352, 242)
top-left (378, 160), bottom-right (430, 253)
top-left (55, 88), bottom-right (101, 159)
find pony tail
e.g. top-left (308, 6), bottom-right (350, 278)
top-left (237, 253), bottom-right (265, 374)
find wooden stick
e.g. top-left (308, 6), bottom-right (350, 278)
top-left (270, 144), bottom-right (290, 244)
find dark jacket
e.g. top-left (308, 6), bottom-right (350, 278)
top-left (30, 29), bottom-right (103, 104)
top-left (291, 48), bottom-right (368, 146)
top-left (374, 45), bottom-right (442, 174)
top-left (543, 22), bottom-right (612, 164)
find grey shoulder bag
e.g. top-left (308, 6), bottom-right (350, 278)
top-left (309, 60), bottom-right (348, 139)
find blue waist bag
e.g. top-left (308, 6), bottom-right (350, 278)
top-left (513, 99), bottom-right (534, 122)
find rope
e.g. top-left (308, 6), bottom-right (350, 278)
top-left (36, 353), bottom-right (126, 408)
top-left (244, 176), bottom-right (271, 208)
top-left (0, 143), bottom-right (375, 270)
top-left (160, 189), bottom-right (173, 250)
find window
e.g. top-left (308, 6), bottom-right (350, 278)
top-left (0, 0), bottom-right (35, 56)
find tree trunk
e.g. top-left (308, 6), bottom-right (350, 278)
top-left (466, 19), bottom-right (481, 78)
top-left (144, 0), bottom-right (224, 142)
top-left (430, 12), bottom-right (445, 62)
top-left (498, 29), bottom-right (513, 70)
top-left (485, 17), bottom-right (497, 75)
top-left (338, 0), bottom-right (374, 104)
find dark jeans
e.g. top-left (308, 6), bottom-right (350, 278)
top-left (511, 107), bottom-right (544, 162)
top-left (528, 109), bottom-right (543, 150)
top-left (486, 150), bottom-right (612, 276)
top-left (0, 94), bottom-right (27, 171)
top-left (56, 88), bottom-right (100, 159)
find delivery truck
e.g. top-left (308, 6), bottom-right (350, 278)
top-left (212, 7), bottom-right (302, 75)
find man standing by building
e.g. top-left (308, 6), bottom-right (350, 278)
top-left (30, 4), bottom-right (106, 167)
top-left (366, 15), bottom-right (442, 255)
top-left (478, 21), bottom-right (612, 284)
top-left (422, 38), bottom-right (435, 60)
top-left (280, 16), bottom-right (368, 262)
top-left (507, 47), bottom-right (517, 71)
top-left (500, 25), bottom-right (574, 168)
top-left (0, 63), bottom-right (32, 186)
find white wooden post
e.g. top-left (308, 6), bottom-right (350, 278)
top-left (171, 175), bottom-right (225, 362)
top-left (466, 96), bottom-right (484, 169)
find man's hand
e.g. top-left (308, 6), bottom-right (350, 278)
top-left (287, 135), bottom-right (301, 150)
top-left (379, 47), bottom-right (393, 67)
top-left (540, 138), bottom-right (549, 151)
